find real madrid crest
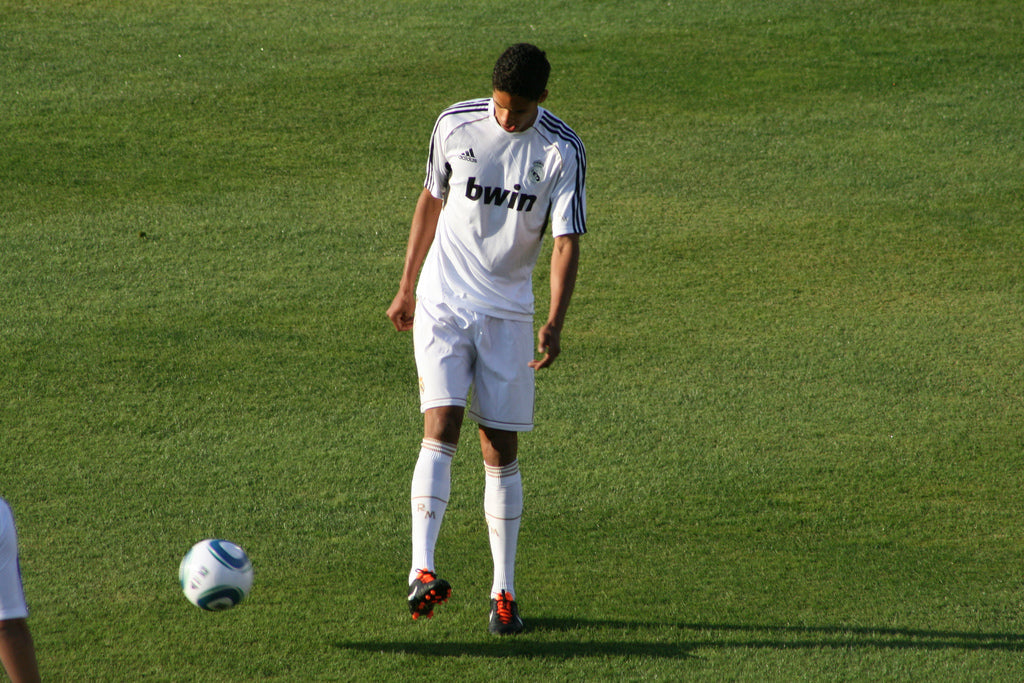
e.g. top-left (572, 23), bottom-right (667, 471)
top-left (529, 161), bottom-right (544, 184)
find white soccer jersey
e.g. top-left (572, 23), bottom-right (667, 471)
top-left (418, 97), bottom-right (586, 321)
top-left (0, 498), bottom-right (28, 621)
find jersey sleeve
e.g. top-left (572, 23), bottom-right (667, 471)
top-left (423, 114), bottom-right (452, 200)
top-left (547, 139), bottom-right (587, 237)
top-left (0, 499), bottom-right (29, 620)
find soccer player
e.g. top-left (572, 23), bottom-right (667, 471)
top-left (386, 43), bottom-right (586, 635)
top-left (0, 498), bottom-right (41, 683)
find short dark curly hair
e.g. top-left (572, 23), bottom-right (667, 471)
top-left (492, 44), bottom-right (551, 101)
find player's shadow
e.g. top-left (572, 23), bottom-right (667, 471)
top-left (333, 618), bottom-right (1024, 659)
top-left (669, 621), bottom-right (1024, 653)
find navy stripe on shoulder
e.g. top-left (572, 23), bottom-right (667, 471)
top-left (539, 115), bottom-right (585, 163)
top-left (439, 98), bottom-right (490, 117)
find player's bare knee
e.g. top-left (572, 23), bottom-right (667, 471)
top-left (424, 406), bottom-right (464, 445)
top-left (480, 426), bottom-right (518, 466)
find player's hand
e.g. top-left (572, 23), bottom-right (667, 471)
top-left (529, 323), bottom-right (561, 370)
top-left (386, 291), bottom-right (416, 331)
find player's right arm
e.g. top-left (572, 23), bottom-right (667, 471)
top-left (386, 188), bottom-right (443, 331)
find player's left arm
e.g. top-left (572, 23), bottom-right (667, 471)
top-left (0, 618), bottom-right (41, 683)
top-left (530, 233), bottom-right (580, 370)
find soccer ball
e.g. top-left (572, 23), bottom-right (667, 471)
top-left (179, 539), bottom-right (254, 611)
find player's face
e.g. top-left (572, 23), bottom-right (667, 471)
top-left (492, 89), bottom-right (547, 133)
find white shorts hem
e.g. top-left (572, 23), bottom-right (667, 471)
top-left (420, 398), bottom-right (467, 413)
top-left (469, 409), bottom-right (534, 432)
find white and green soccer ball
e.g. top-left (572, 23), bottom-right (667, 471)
top-left (179, 539), bottom-right (254, 611)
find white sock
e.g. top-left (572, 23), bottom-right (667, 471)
top-left (409, 438), bottom-right (455, 584)
top-left (484, 460), bottom-right (523, 599)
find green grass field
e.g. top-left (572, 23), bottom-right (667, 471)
top-left (3, 0), bottom-right (1023, 679)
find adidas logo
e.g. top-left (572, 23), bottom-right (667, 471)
top-left (458, 148), bottom-right (478, 163)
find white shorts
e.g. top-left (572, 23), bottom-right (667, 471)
top-left (414, 298), bottom-right (535, 432)
top-left (0, 499), bottom-right (28, 621)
